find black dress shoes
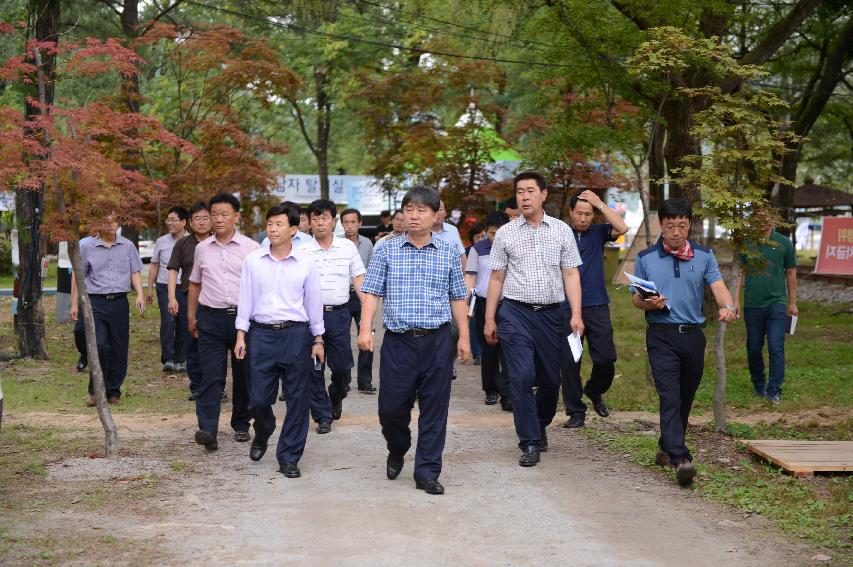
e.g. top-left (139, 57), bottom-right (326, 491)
top-left (500, 398), bottom-right (513, 412)
top-left (675, 458), bottom-right (696, 487)
top-left (194, 430), bottom-right (218, 452)
top-left (75, 357), bottom-right (88, 372)
top-left (590, 397), bottom-right (611, 417)
top-left (316, 421), bottom-right (332, 434)
top-left (539, 427), bottom-right (548, 452)
top-left (234, 430), bottom-right (251, 443)
top-left (249, 443), bottom-right (267, 461)
top-left (386, 454), bottom-right (404, 480)
top-left (415, 478), bottom-right (444, 495)
top-left (655, 448), bottom-right (671, 468)
top-left (358, 385), bottom-right (377, 394)
top-left (187, 391), bottom-right (199, 401)
top-left (280, 462), bottom-right (301, 478)
top-left (331, 399), bottom-right (343, 421)
top-left (563, 414), bottom-right (585, 429)
top-left (484, 392), bottom-right (499, 405)
top-left (519, 445), bottom-right (540, 467)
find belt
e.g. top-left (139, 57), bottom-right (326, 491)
top-left (505, 298), bottom-right (560, 312)
top-left (387, 322), bottom-right (449, 338)
top-left (200, 304), bottom-right (237, 315)
top-left (90, 293), bottom-right (127, 300)
top-left (649, 323), bottom-right (706, 334)
top-left (323, 304), bottom-right (348, 312)
top-left (251, 320), bottom-right (307, 330)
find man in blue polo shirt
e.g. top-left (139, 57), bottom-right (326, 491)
top-left (560, 191), bottom-right (629, 428)
top-left (632, 198), bottom-right (737, 487)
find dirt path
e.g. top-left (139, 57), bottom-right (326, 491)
top-left (11, 364), bottom-right (823, 566)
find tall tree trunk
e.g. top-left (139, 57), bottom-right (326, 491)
top-left (315, 66), bottom-right (331, 200)
top-left (15, 0), bottom-right (59, 359)
top-left (119, 0), bottom-right (141, 247)
top-left (661, 98), bottom-right (703, 204)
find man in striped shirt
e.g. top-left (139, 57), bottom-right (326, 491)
top-left (301, 199), bottom-right (366, 431)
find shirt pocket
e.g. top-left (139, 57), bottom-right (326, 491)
top-left (541, 241), bottom-right (562, 267)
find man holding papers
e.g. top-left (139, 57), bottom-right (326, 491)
top-left (560, 191), bottom-right (629, 429)
top-left (485, 171), bottom-right (583, 468)
top-left (632, 198), bottom-right (737, 487)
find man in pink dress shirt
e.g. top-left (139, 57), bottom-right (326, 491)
top-left (187, 192), bottom-right (260, 452)
top-left (234, 204), bottom-right (325, 478)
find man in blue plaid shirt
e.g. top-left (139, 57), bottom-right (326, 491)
top-left (358, 186), bottom-right (470, 496)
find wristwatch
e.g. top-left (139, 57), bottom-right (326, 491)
top-left (722, 304), bottom-right (736, 312)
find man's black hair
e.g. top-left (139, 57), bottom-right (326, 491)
top-left (503, 197), bottom-right (518, 210)
top-left (209, 192), bottom-right (240, 212)
top-left (513, 170), bottom-right (547, 191)
top-left (485, 211), bottom-right (510, 229)
top-left (188, 201), bottom-right (210, 217)
top-left (340, 208), bottom-right (362, 222)
top-left (308, 199), bottom-right (337, 219)
top-left (168, 205), bottom-right (189, 221)
top-left (658, 198), bottom-right (693, 222)
top-left (266, 204), bottom-right (300, 227)
top-left (393, 208), bottom-right (403, 217)
top-left (569, 193), bottom-right (597, 210)
top-left (467, 222), bottom-right (485, 243)
top-left (379, 210), bottom-right (391, 218)
top-left (401, 185), bottom-right (440, 212)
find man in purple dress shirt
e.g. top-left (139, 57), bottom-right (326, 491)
top-left (234, 204), bottom-right (325, 478)
top-left (187, 193), bottom-right (260, 451)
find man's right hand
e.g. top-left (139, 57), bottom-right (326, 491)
top-left (188, 317), bottom-right (199, 339)
top-left (357, 329), bottom-right (374, 352)
top-left (70, 304), bottom-right (78, 321)
top-left (644, 294), bottom-right (667, 310)
top-left (168, 298), bottom-right (179, 316)
top-left (484, 319), bottom-right (498, 345)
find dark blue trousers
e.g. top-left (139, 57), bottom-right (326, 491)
top-left (195, 307), bottom-right (252, 439)
top-left (175, 289), bottom-right (202, 393)
top-left (74, 309), bottom-right (87, 364)
top-left (744, 303), bottom-right (786, 397)
top-left (378, 326), bottom-right (454, 480)
top-left (473, 296), bottom-right (509, 399)
top-left (248, 324), bottom-right (312, 465)
top-left (646, 326), bottom-right (706, 465)
top-left (88, 294), bottom-right (130, 399)
top-left (156, 282), bottom-right (186, 364)
top-left (497, 300), bottom-right (562, 448)
top-left (346, 288), bottom-right (374, 388)
top-left (560, 305), bottom-right (617, 416)
top-left (310, 307), bottom-right (353, 423)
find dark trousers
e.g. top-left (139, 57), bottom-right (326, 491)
top-left (346, 288), bottom-right (374, 388)
top-left (473, 296), bottom-right (509, 399)
top-left (560, 305), bottom-right (617, 416)
top-left (195, 307), bottom-right (252, 438)
top-left (378, 326), bottom-right (454, 480)
top-left (309, 307), bottom-right (353, 423)
top-left (155, 282), bottom-right (185, 364)
top-left (497, 300), bottom-right (562, 448)
top-left (744, 303), bottom-right (786, 397)
top-left (469, 316), bottom-right (482, 359)
top-left (248, 324), bottom-right (311, 465)
top-left (646, 326), bottom-right (706, 465)
top-left (74, 312), bottom-right (87, 364)
top-left (88, 295), bottom-right (130, 399)
top-left (175, 289), bottom-right (201, 393)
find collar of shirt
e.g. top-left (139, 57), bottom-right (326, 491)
top-left (399, 234), bottom-right (438, 250)
top-left (94, 236), bottom-right (129, 248)
top-left (520, 213), bottom-right (554, 229)
top-left (308, 235), bottom-right (346, 252)
top-left (201, 231), bottom-right (245, 248)
top-left (260, 242), bottom-right (302, 263)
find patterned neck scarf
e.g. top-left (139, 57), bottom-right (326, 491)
top-left (662, 239), bottom-right (694, 261)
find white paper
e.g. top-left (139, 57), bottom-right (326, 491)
top-left (787, 315), bottom-right (798, 336)
top-left (468, 293), bottom-right (476, 317)
top-left (567, 332), bottom-right (583, 363)
top-left (624, 271), bottom-right (658, 294)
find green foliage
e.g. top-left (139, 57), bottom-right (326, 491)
top-left (0, 236), bottom-right (11, 275)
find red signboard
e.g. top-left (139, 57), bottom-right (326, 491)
top-left (815, 217), bottom-right (853, 275)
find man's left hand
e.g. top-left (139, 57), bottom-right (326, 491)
top-left (788, 303), bottom-right (798, 317)
top-left (578, 190), bottom-right (604, 210)
top-left (570, 315), bottom-right (584, 337)
top-left (718, 307), bottom-right (736, 323)
top-left (135, 295), bottom-right (145, 314)
top-left (457, 337), bottom-right (471, 363)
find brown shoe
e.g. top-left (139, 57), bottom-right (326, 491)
top-left (675, 458), bottom-right (696, 486)
top-left (107, 397), bottom-right (120, 405)
top-left (85, 395), bottom-right (96, 407)
top-left (655, 448), bottom-right (670, 467)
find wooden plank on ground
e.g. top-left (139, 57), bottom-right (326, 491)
top-left (746, 440), bottom-right (853, 477)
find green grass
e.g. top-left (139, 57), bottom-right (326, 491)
top-left (1, 295), bottom-right (191, 414)
top-left (0, 260), bottom-right (58, 289)
top-left (602, 283), bottom-right (853, 413)
top-left (582, 423), bottom-right (852, 553)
